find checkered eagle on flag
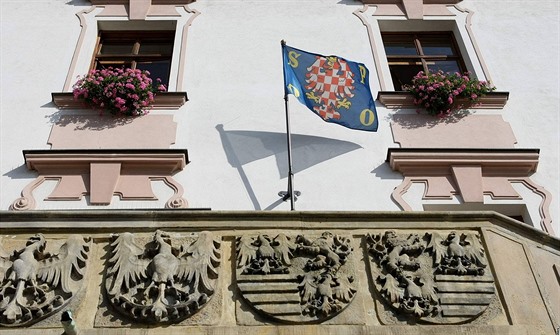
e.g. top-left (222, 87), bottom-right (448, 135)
top-left (282, 44), bottom-right (378, 131)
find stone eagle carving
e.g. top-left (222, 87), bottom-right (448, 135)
top-left (0, 234), bottom-right (90, 327)
top-left (105, 230), bottom-right (220, 324)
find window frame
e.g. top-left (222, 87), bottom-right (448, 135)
top-left (92, 30), bottom-right (176, 86)
top-left (381, 31), bottom-right (467, 90)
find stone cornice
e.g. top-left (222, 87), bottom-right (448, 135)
top-left (387, 148), bottom-right (539, 176)
top-left (89, 0), bottom-right (194, 4)
top-left (0, 210), bottom-right (557, 244)
top-left (360, 0), bottom-right (462, 4)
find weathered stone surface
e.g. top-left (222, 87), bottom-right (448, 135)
top-left (235, 232), bottom-right (357, 324)
top-left (0, 234), bottom-right (91, 327)
top-left (102, 230), bottom-right (221, 324)
top-left (367, 230), bottom-right (500, 324)
top-left (0, 211), bottom-right (557, 334)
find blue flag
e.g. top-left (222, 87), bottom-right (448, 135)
top-left (282, 44), bottom-right (378, 132)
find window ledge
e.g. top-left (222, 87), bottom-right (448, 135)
top-left (51, 92), bottom-right (188, 110)
top-left (377, 91), bottom-right (509, 109)
top-left (11, 149), bottom-right (189, 210)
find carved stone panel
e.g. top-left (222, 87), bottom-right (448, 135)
top-left (104, 230), bottom-right (221, 324)
top-left (236, 232), bottom-right (357, 323)
top-left (367, 230), bottom-right (501, 324)
top-left (0, 234), bottom-right (91, 327)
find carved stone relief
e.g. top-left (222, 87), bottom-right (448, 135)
top-left (236, 232), bottom-right (357, 323)
top-left (0, 234), bottom-right (91, 327)
top-left (367, 230), bottom-right (500, 324)
top-left (104, 230), bottom-right (221, 324)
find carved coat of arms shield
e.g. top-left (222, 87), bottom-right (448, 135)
top-left (104, 230), bottom-right (221, 324)
top-left (367, 230), bottom-right (500, 324)
top-left (236, 232), bottom-right (357, 323)
top-left (0, 234), bottom-right (90, 327)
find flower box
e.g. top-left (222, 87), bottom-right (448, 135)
top-left (377, 91), bottom-right (509, 110)
top-left (52, 91), bottom-right (188, 110)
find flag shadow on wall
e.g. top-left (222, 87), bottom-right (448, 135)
top-left (216, 124), bottom-right (362, 209)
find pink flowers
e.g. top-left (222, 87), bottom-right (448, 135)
top-left (72, 67), bottom-right (166, 116)
top-left (404, 70), bottom-right (495, 117)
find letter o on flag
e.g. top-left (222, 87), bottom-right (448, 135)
top-left (360, 109), bottom-right (375, 126)
top-left (288, 84), bottom-right (300, 98)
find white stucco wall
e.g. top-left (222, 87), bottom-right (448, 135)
top-left (1, 0), bottom-right (558, 233)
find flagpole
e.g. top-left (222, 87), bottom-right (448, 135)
top-left (280, 40), bottom-right (297, 210)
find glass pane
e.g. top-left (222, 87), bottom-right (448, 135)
top-left (99, 41), bottom-right (135, 55)
top-left (427, 60), bottom-right (462, 74)
top-left (383, 40), bottom-right (418, 56)
top-left (389, 64), bottom-right (424, 90)
top-left (136, 60), bottom-right (171, 86)
top-left (138, 41), bottom-right (173, 55)
top-left (95, 61), bottom-right (132, 70)
top-left (420, 36), bottom-right (456, 56)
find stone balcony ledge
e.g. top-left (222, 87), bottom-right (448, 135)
top-left (52, 91), bottom-right (188, 110)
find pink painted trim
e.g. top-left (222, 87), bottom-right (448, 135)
top-left (510, 178), bottom-right (555, 235)
top-left (402, 0), bottom-right (423, 19)
top-left (353, 5), bottom-right (387, 91)
top-left (63, 6), bottom-right (97, 91)
top-left (154, 176), bottom-right (188, 208)
top-left (176, 5), bottom-right (200, 91)
top-left (360, 0), bottom-right (461, 4)
top-left (10, 176), bottom-right (48, 211)
top-left (12, 151), bottom-right (188, 209)
top-left (453, 4), bottom-right (494, 85)
top-left (391, 176), bottom-right (414, 211)
top-left (129, 0), bottom-right (151, 20)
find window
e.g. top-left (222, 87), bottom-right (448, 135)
top-left (93, 31), bottom-right (175, 86)
top-left (382, 32), bottom-right (466, 90)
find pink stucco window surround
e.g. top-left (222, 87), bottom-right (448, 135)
top-left (10, 149), bottom-right (189, 210)
top-left (386, 148), bottom-right (554, 234)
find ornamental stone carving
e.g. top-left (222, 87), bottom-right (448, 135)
top-left (0, 234), bottom-right (91, 327)
top-left (236, 232), bottom-right (357, 323)
top-left (367, 230), bottom-right (500, 324)
top-left (104, 230), bottom-right (221, 324)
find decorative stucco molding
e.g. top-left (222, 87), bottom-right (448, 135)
top-left (10, 150), bottom-right (188, 210)
top-left (390, 114), bottom-right (517, 149)
top-left (89, 0), bottom-right (194, 20)
top-left (0, 234), bottom-right (91, 327)
top-left (359, 1), bottom-right (461, 19)
top-left (47, 114), bottom-right (178, 150)
top-left (387, 148), bottom-right (554, 234)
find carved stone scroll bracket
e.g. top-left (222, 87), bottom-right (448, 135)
top-left (235, 232), bottom-right (357, 324)
top-left (387, 149), bottom-right (554, 234)
top-left (104, 231), bottom-right (221, 324)
top-left (0, 234), bottom-right (91, 327)
top-left (9, 150), bottom-right (189, 209)
top-left (367, 230), bottom-right (500, 324)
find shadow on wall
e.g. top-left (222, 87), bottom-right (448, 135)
top-left (389, 109), bottom-right (472, 129)
top-left (216, 124), bottom-right (362, 179)
top-left (216, 124), bottom-right (362, 210)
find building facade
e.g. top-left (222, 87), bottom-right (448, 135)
top-left (1, 0), bottom-right (558, 334)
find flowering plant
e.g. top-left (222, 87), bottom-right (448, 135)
top-left (405, 71), bottom-right (495, 117)
top-left (72, 67), bottom-right (166, 116)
